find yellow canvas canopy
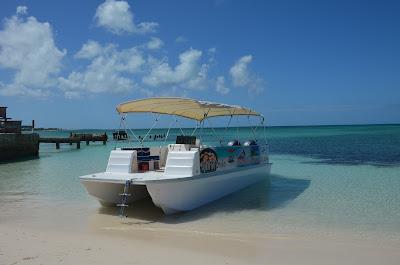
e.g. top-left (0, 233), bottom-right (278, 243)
top-left (116, 97), bottom-right (262, 121)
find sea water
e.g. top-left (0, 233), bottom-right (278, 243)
top-left (1, 125), bottom-right (399, 241)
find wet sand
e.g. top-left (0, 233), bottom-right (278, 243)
top-left (1, 198), bottom-right (400, 265)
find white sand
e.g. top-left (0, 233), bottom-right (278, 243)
top-left (1, 200), bottom-right (400, 265)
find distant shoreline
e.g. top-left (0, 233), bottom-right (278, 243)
top-left (21, 128), bottom-right (63, 132)
top-left (34, 128), bottom-right (62, 131)
top-left (50, 123), bottom-right (400, 131)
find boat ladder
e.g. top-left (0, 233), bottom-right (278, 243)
top-left (118, 179), bottom-right (132, 217)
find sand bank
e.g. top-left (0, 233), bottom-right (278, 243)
top-left (1, 200), bottom-right (400, 265)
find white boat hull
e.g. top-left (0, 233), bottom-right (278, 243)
top-left (80, 179), bottom-right (149, 206)
top-left (146, 163), bottom-right (271, 214)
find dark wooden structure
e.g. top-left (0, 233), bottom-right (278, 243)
top-left (21, 120), bottom-right (35, 131)
top-left (39, 137), bottom-right (81, 149)
top-left (0, 107), bottom-right (7, 120)
top-left (113, 130), bottom-right (128, 140)
top-left (39, 133), bottom-right (108, 149)
top-left (0, 106), bottom-right (39, 161)
top-left (70, 133), bottom-right (108, 146)
top-left (0, 133), bottom-right (39, 161)
top-left (0, 107), bottom-right (22, 134)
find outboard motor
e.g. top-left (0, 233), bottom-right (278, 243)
top-left (243, 140), bottom-right (257, 146)
top-left (228, 140), bottom-right (241, 146)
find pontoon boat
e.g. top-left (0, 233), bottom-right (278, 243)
top-left (79, 98), bottom-right (272, 214)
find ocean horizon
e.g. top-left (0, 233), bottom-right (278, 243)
top-left (36, 122), bottom-right (400, 131)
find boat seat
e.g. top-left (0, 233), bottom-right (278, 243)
top-left (106, 150), bottom-right (137, 173)
top-left (168, 144), bottom-right (190, 151)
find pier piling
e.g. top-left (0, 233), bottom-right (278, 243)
top-left (39, 133), bottom-right (107, 150)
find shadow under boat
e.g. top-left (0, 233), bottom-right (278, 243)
top-left (97, 174), bottom-right (311, 224)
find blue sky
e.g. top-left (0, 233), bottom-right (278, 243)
top-left (0, 0), bottom-right (399, 129)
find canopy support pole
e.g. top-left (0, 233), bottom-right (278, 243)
top-left (140, 114), bottom-right (160, 146)
top-left (235, 115), bottom-right (240, 141)
top-left (199, 120), bottom-right (205, 146)
top-left (191, 122), bottom-right (199, 136)
top-left (205, 118), bottom-right (223, 146)
top-left (114, 115), bottom-right (124, 150)
top-left (175, 115), bottom-right (186, 136)
top-left (163, 116), bottom-right (175, 145)
top-left (121, 115), bottom-right (141, 147)
top-left (247, 114), bottom-right (257, 140)
top-left (262, 117), bottom-right (267, 145)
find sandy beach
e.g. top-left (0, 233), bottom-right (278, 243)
top-left (1, 197), bottom-right (400, 265)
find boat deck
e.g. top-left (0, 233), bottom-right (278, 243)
top-left (79, 170), bottom-right (165, 184)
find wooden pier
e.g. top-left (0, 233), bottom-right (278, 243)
top-left (39, 133), bottom-right (108, 149)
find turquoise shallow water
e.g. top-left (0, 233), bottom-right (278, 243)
top-left (1, 125), bottom-right (400, 240)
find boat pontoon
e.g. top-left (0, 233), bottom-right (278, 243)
top-left (79, 97), bottom-right (272, 214)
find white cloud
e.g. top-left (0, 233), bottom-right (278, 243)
top-left (0, 7), bottom-right (66, 97)
top-left (74, 41), bottom-right (145, 73)
top-left (135, 22), bottom-right (158, 34)
top-left (74, 40), bottom-right (103, 59)
top-left (175, 36), bottom-right (188, 43)
top-left (229, 55), bottom-right (264, 94)
top-left (207, 47), bottom-right (217, 64)
top-left (208, 47), bottom-right (217, 54)
top-left (215, 76), bottom-right (230, 95)
top-left (0, 82), bottom-right (50, 97)
top-left (142, 48), bottom-right (208, 90)
top-left (94, 0), bottom-right (158, 35)
top-left (0, 4), bottom-right (264, 100)
top-left (186, 63), bottom-right (209, 90)
top-left (145, 37), bottom-right (163, 50)
top-left (230, 55), bottom-right (252, 87)
top-left (16, 6), bottom-right (28, 15)
top-left (59, 41), bottom-right (144, 97)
